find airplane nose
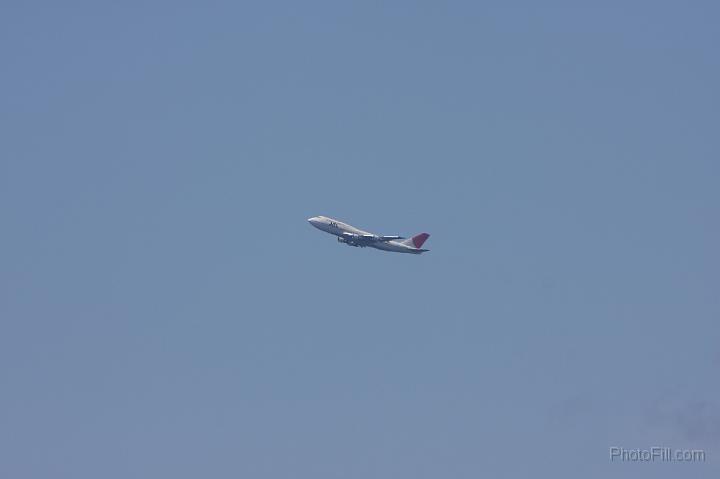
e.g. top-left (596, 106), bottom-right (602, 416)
top-left (308, 217), bottom-right (319, 226)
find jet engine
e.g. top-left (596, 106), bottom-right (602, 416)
top-left (338, 236), bottom-right (360, 247)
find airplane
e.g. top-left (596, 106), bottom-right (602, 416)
top-left (308, 216), bottom-right (430, 254)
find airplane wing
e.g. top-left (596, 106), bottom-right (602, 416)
top-left (342, 233), bottom-right (404, 243)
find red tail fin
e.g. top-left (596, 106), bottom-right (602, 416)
top-left (411, 233), bottom-right (430, 248)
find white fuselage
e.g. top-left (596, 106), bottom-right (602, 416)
top-left (307, 216), bottom-right (425, 254)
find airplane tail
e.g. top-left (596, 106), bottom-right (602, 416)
top-left (401, 233), bottom-right (430, 249)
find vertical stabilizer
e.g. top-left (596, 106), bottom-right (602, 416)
top-left (401, 233), bottom-right (430, 249)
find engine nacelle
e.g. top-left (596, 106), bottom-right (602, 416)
top-left (338, 236), bottom-right (360, 247)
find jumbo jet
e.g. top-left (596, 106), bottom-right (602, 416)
top-left (308, 216), bottom-right (430, 254)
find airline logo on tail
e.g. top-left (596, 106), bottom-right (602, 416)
top-left (409, 233), bottom-right (430, 249)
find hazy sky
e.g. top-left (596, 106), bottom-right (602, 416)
top-left (2, 2), bottom-right (718, 478)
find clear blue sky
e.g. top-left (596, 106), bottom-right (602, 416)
top-left (2, 2), bottom-right (718, 478)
